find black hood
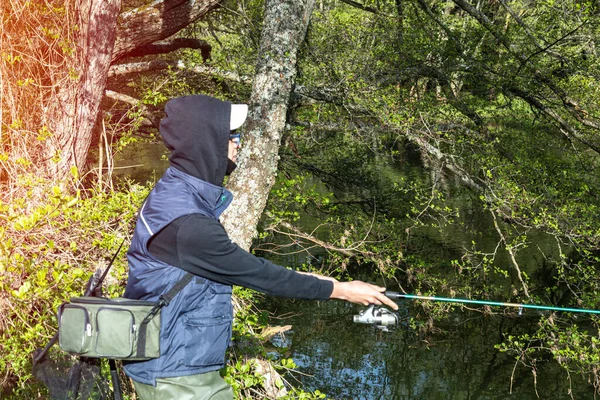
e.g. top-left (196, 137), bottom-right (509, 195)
top-left (159, 95), bottom-right (231, 186)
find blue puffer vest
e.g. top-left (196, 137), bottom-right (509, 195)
top-left (123, 166), bottom-right (234, 386)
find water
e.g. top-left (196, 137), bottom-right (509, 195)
top-left (261, 297), bottom-right (595, 399)
top-left (254, 200), bottom-right (595, 398)
top-left (112, 141), bottom-right (169, 185)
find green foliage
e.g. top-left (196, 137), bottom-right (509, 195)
top-left (0, 175), bottom-right (150, 396)
top-left (224, 358), bottom-right (266, 395)
top-left (223, 287), bottom-right (329, 398)
top-left (0, 171), bottom-right (324, 398)
top-left (497, 317), bottom-right (600, 392)
top-left (4, 0), bottom-right (600, 396)
top-left (117, 0), bottom-right (599, 394)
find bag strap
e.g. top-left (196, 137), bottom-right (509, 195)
top-left (159, 272), bottom-right (196, 306)
top-left (136, 272), bottom-right (195, 357)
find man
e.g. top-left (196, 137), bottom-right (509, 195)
top-left (124, 95), bottom-right (397, 399)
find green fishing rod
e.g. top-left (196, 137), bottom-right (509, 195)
top-left (353, 291), bottom-right (600, 331)
top-left (386, 291), bottom-right (600, 315)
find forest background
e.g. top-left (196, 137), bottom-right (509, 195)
top-left (1, 0), bottom-right (599, 398)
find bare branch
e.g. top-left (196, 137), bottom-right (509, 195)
top-left (506, 86), bottom-right (600, 154)
top-left (409, 128), bottom-right (485, 193)
top-left (118, 38), bottom-right (211, 60)
top-left (263, 211), bottom-right (372, 258)
top-left (490, 209), bottom-right (530, 298)
top-left (290, 116), bottom-right (486, 195)
top-left (108, 59), bottom-right (174, 77)
top-left (339, 0), bottom-right (379, 14)
top-left (452, 0), bottom-right (600, 134)
top-left (104, 90), bottom-right (160, 127)
top-left (108, 59), bottom-right (252, 84)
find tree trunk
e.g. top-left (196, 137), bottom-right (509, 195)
top-left (221, 0), bottom-right (316, 250)
top-left (48, 0), bottom-right (222, 180)
top-left (48, 0), bottom-right (121, 178)
top-left (112, 0), bottom-right (221, 62)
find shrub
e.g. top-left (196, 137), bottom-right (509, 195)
top-left (0, 174), bottom-right (149, 396)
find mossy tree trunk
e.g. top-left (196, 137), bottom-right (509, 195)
top-left (221, 0), bottom-right (316, 250)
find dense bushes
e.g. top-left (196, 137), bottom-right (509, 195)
top-left (0, 174), bottom-right (147, 396)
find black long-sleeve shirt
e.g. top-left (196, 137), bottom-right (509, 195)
top-left (148, 213), bottom-right (334, 300)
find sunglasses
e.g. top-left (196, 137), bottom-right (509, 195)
top-left (229, 132), bottom-right (241, 146)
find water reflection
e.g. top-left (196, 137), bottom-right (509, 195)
top-left (262, 297), bottom-right (595, 399)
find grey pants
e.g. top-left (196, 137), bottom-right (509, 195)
top-left (133, 371), bottom-right (234, 400)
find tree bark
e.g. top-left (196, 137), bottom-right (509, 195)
top-left (49, 0), bottom-right (121, 178)
top-left (112, 0), bottom-right (221, 62)
top-left (221, 0), bottom-right (316, 250)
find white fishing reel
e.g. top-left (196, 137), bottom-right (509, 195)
top-left (353, 304), bottom-right (399, 332)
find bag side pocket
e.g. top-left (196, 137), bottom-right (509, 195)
top-left (58, 304), bottom-right (92, 354)
top-left (95, 307), bottom-right (135, 358)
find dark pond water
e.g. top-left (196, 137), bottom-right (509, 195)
top-left (259, 296), bottom-right (595, 400)
top-left (115, 141), bottom-right (597, 399)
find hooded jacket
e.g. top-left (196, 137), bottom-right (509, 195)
top-left (123, 95), bottom-right (333, 385)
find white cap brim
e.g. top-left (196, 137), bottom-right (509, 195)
top-left (230, 104), bottom-right (248, 130)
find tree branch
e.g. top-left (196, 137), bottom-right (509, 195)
top-left (108, 59), bottom-right (252, 84)
top-left (506, 86), bottom-right (600, 154)
top-left (451, 0), bottom-right (600, 135)
top-left (339, 0), bottom-right (379, 13)
top-left (108, 59), bottom-right (174, 76)
top-left (118, 38), bottom-right (211, 60)
top-left (113, 0), bottom-right (222, 62)
top-left (490, 209), bottom-right (530, 298)
top-left (104, 90), bottom-right (160, 127)
top-left (289, 117), bottom-right (486, 194)
top-left (262, 211), bottom-right (376, 259)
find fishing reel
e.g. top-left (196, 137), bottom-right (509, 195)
top-left (353, 304), bottom-right (399, 332)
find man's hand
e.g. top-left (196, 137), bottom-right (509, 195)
top-left (330, 281), bottom-right (398, 310)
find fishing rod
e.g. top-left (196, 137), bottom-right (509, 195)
top-left (353, 291), bottom-right (600, 331)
